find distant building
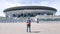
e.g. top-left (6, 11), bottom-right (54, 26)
top-left (1, 6), bottom-right (60, 23)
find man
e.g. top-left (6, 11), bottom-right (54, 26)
top-left (37, 18), bottom-right (39, 23)
top-left (26, 18), bottom-right (31, 32)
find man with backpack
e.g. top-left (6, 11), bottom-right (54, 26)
top-left (26, 18), bottom-right (31, 32)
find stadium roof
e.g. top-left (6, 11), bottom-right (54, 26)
top-left (3, 6), bottom-right (57, 12)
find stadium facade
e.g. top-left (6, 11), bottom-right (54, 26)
top-left (0, 6), bottom-right (60, 23)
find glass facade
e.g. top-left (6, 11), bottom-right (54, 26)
top-left (13, 13), bottom-right (35, 17)
top-left (13, 13), bottom-right (53, 18)
top-left (13, 14), bottom-right (16, 17)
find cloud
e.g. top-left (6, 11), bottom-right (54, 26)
top-left (0, 0), bottom-right (33, 17)
top-left (32, 0), bottom-right (60, 15)
top-left (7, 0), bottom-right (32, 4)
top-left (0, 0), bottom-right (21, 17)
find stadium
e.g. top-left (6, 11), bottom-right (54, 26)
top-left (0, 6), bottom-right (60, 23)
top-left (4, 6), bottom-right (57, 17)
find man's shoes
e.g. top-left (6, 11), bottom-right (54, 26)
top-left (29, 31), bottom-right (31, 32)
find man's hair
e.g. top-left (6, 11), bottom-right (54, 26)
top-left (28, 17), bottom-right (30, 19)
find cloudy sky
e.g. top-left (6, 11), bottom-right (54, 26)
top-left (0, 0), bottom-right (60, 17)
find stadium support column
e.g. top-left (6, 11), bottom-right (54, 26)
top-left (53, 14), bottom-right (55, 16)
top-left (37, 18), bottom-right (39, 23)
top-left (5, 14), bottom-right (9, 17)
top-left (36, 15), bottom-right (40, 23)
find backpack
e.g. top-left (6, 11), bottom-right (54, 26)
top-left (27, 20), bottom-right (31, 25)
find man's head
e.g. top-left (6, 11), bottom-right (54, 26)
top-left (28, 17), bottom-right (30, 19)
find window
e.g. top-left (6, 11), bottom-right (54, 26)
top-left (21, 14), bottom-right (23, 17)
top-left (18, 15), bottom-right (20, 17)
top-left (24, 14), bottom-right (26, 17)
top-left (13, 14), bottom-right (16, 17)
top-left (47, 13), bottom-right (53, 15)
top-left (30, 14), bottom-right (33, 17)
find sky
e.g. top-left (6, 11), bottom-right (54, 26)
top-left (0, 0), bottom-right (60, 17)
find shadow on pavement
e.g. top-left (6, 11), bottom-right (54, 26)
top-left (30, 31), bottom-right (40, 33)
